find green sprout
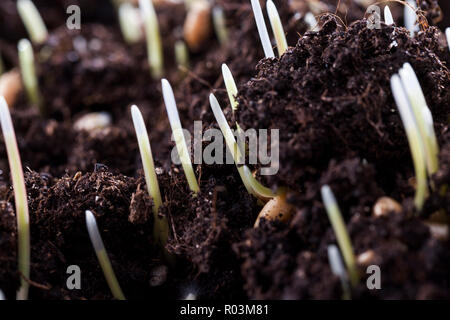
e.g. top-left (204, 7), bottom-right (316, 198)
top-left (18, 39), bottom-right (43, 114)
top-left (162, 79), bottom-right (200, 194)
top-left (384, 5), bottom-right (394, 25)
top-left (175, 40), bottom-right (190, 73)
top-left (266, 0), bottom-right (288, 57)
top-left (0, 97), bottom-right (30, 300)
top-left (221, 64), bottom-right (239, 113)
top-left (119, 2), bottom-right (143, 44)
top-left (139, 0), bottom-right (164, 78)
top-left (250, 0), bottom-right (275, 58)
top-left (327, 244), bottom-right (351, 300)
top-left (85, 210), bottom-right (125, 300)
top-left (209, 93), bottom-right (275, 201)
top-left (212, 6), bottom-right (229, 46)
top-left (398, 63), bottom-right (439, 176)
top-left (16, 0), bottom-right (48, 45)
top-left (390, 73), bottom-right (427, 210)
top-left (321, 185), bottom-right (359, 287)
top-left (131, 105), bottom-right (168, 246)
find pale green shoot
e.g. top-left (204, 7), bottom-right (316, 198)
top-left (175, 40), bottom-right (190, 72)
top-left (85, 210), bottom-right (125, 300)
top-left (266, 0), bottom-right (288, 57)
top-left (390, 75), bottom-right (427, 210)
top-left (162, 79), bottom-right (200, 194)
top-left (18, 39), bottom-right (43, 114)
top-left (139, 0), bottom-right (164, 78)
top-left (119, 2), bottom-right (143, 44)
top-left (0, 97), bottom-right (30, 300)
top-left (327, 244), bottom-right (351, 300)
top-left (399, 63), bottom-right (439, 176)
top-left (209, 93), bottom-right (275, 201)
top-left (321, 185), bottom-right (359, 287)
top-left (212, 6), bottom-right (229, 46)
top-left (131, 105), bottom-right (168, 246)
top-left (221, 64), bottom-right (238, 112)
top-left (250, 0), bottom-right (275, 58)
top-left (17, 0), bottom-right (48, 44)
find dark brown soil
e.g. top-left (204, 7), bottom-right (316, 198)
top-left (0, 1), bottom-right (449, 300)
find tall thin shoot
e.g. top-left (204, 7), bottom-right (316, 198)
top-left (85, 210), bottom-right (125, 300)
top-left (162, 79), bottom-right (200, 194)
top-left (250, 0), bottom-right (275, 58)
top-left (321, 185), bottom-right (359, 287)
top-left (266, 0), bottom-right (288, 57)
top-left (0, 97), bottom-right (30, 300)
top-left (139, 0), bottom-right (164, 78)
top-left (131, 105), bottom-right (168, 246)
top-left (17, 0), bottom-right (48, 44)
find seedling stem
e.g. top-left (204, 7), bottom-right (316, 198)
top-left (162, 79), bottom-right (200, 194)
top-left (139, 0), bottom-right (164, 78)
top-left (321, 185), bottom-right (359, 287)
top-left (0, 97), bottom-right (30, 300)
top-left (85, 210), bottom-right (125, 300)
top-left (131, 105), bottom-right (168, 246)
top-left (17, 0), bottom-right (48, 44)
top-left (250, 0), bottom-right (275, 58)
top-left (266, 0), bottom-right (288, 57)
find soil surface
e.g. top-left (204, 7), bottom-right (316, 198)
top-left (0, 1), bottom-right (449, 300)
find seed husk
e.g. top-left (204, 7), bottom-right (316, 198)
top-left (184, 0), bottom-right (212, 52)
top-left (254, 194), bottom-right (294, 227)
top-left (372, 196), bottom-right (402, 218)
top-left (0, 69), bottom-right (23, 107)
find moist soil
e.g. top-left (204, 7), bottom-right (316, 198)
top-left (0, 1), bottom-right (449, 300)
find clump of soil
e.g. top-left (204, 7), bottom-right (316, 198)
top-left (237, 15), bottom-right (450, 193)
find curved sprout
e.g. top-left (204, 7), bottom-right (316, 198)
top-left (131, 105), bottom-right (168, 246)
top-left (398, 63), bottom-right (439, 176)
top-left (384, 5), bottom-right (394, 25)
top-left (209, 93), bottom-right (275, 201)
top-left (119, 3), bottom-right (143, 44)
top-left (17, 0), bottom-right (48, 44)
top-left (162, 79), bottom-right (200, 194)
top-left (85, 210), bottom-right (125, 300)
top-left (139, 0), bottom-right (164, 78)
top-left (266, 0), bottom-right (288, 57)
top-left (250, 0), bottom-right (275, 58)
top-left (327, 245), bottom-right (351, 300)
top-left (212, 6), bottom-right (229, 46)
top-left (0, 97), bottom-right (30, 300)
top-left (321, 185), bottom-right (359, 287)
top-left (390, 75), bottom-right (427, 210)
top-left (18, 39), bottom-right (43, 114)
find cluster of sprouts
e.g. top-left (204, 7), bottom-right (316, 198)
top-left (85, 210), bottom-right (125, 300)
top-left (390, 63), bottom-right (439, 210)
top-left (0, 97), bottom-right (30, 300)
